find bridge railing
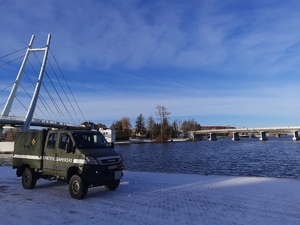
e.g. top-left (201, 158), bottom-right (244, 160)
top-left (31, 118), bottom-right (77, 127)
top-left (194, 126), bottom-right (300, 134)
top-left (0, 115), bottom-right (76, 128)
top-left (0, 116), bottom-right (25, 123)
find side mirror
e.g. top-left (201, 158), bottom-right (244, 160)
top-left (110, 142), bottom-right (115, 148)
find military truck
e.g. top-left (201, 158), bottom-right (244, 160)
top-left (12, 128), bottom-right (124, 199)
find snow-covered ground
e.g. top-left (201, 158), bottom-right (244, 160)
top-left (1, 166), bottom-right (300, 225)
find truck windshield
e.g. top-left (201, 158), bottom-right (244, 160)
top-left (73, 133), bottom-right (110, 149)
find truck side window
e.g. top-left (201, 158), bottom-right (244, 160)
top-left (47, 133), bottom-right (57, 149)
top-left (59, 133), bottom-right (71, 150)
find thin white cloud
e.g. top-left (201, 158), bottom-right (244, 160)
top-left (1, 0), bottom-right (300, 74)
top-left (2, 0), bottom-right (300, 127)
top-left (72, 81), bottom-right (300, 123)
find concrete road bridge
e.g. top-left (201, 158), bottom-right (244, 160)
top-left (189, 126), bottom-right (300, 141)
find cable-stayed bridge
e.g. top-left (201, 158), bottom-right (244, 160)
top-left (0, 34), bottom-right (85, 134)
top-left (1, 34), bottom-right (300, 143)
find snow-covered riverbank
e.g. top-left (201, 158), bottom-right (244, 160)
top-left (1, 166), bottom-right (300, 225)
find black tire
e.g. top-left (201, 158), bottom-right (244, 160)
top-left (69, 175), bottom-right (88, 199)
top-left (105, 180), bottom-right (120, 191)
top-left (22, 168), bottom-right (37, 189)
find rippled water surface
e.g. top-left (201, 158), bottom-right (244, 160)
top-left (115, 136), bottom-right (300, 179)
top-left (2, 136), bottom-right (300, 178)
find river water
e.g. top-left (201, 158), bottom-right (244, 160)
top-left (115, 136), bottom-right (300, 179)
top-left (1, 136), bottom-right (300, 179)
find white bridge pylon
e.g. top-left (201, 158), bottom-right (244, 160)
top-left (1, 34), bottom-right (51, 132)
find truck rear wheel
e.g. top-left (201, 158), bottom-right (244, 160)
top-left (105, 180), bottom-right (120, 190)
top-left (22, 168), bottom-right (37, 189)
top-left (69, 175), bottom-right (88, 199)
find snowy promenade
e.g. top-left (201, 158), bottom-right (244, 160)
top-left (1, 166), bottom-right (300, 225)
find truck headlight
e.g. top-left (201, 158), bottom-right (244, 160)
top-left (118, 163), bottom-right (124, 170)
top-left (85, 156), bottom-right (99, 165)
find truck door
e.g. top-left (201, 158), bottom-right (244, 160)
top-left (55, 132), bottom-right (74, 177)
top-left (43, 132), bottom-right (58, 175)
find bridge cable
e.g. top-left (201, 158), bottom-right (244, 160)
top-left (42, 83), bottom-right (66, 121)
top-left (15, 96), bottom-right (28, 112)
top-left (0, 47), bottom-right (27, 67)
top-left (41, 84), bottom-right (61, 121)
top-left (0, 46), bottom-right (83, 125)
top-left (26, 60), bottom-right (58, 121)
top-left (0, 55), bottom-right (24, 68)
top-left (6, 70), bottom-right (48, 120)
top-left (1, 76), bottom-right (33, 114)
top-left (8, 110), bottom-right (16, 117)
top-left (19, 81), bottom-right (49, 121)
top-left (0, 47), bottom-right (27, 112)
top-left (31, 52), bottom-right (69, 123)
top-left (28, 57), bottom-right (64, 122)
top-left (46, 58), bottom-right (77, 124)
top-left (32, 52), bottom-right (70, 122)
top-left (44, 71), bottom-right (72, 123)
top-left (0, 83), bottom-right (13, 94)
top-left (0, 47), bottom-right (27, 60)
top-left (50, 48), bottom-right (86, 122)
top-left (0, 46), bottom-right (67, 124)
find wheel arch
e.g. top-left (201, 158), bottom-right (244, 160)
top-left (67, 166), bottom-right (80, 183)
top-left (15, 164), bottom-right (30, 177)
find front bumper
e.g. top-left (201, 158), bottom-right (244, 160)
top-left (81, 163), bottom-right (123, 185)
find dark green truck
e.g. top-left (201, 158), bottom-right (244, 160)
top-left (12, 128), bottom-right (124, 199)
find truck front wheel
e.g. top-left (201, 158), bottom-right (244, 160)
top-left (22, 168), bottom-right (37, 189)
top-left (105, 180), bottom-right (120, 190)
top-left (69, 175), bottom-right (88, 199)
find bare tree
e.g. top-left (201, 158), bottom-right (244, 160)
top-left (146, 115), bottom-right (155, 139)
top-left (111, 117), bottom-right (132, 141)
top-left (155, 105), bottom-right (171, 141)
top-left (181, 119), bottom-right (201, 132)
top-left (120, 117), bottom-right (132, 131)
top-left (173, 119), bottom-right (182, 137)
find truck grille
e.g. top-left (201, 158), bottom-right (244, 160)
top-left (97, 157), bottom-right (120, 165)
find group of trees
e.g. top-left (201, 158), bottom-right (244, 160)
top-left (110, 105), bottom-right (201, 142)
top-left (82, 105), bottom-right (201, 142)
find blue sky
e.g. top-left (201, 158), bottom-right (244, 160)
top-left (1, 0), bottom-right (300, 128)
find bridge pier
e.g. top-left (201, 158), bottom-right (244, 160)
top-left (292, 131), bottom-right (299, 141)
top-left (259, 131), bottom-right (268, 141)
top-left (232, 132), bottom-right (240, 141)
top-left (186, 131), bottom-right (203, 141)
top-left (193, 133), bottom-right (203, 141)
top-left (209, 133), bottom-right (217, 141)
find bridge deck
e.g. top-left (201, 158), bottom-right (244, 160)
top-left (195, 126), bottom-right (300, 134)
